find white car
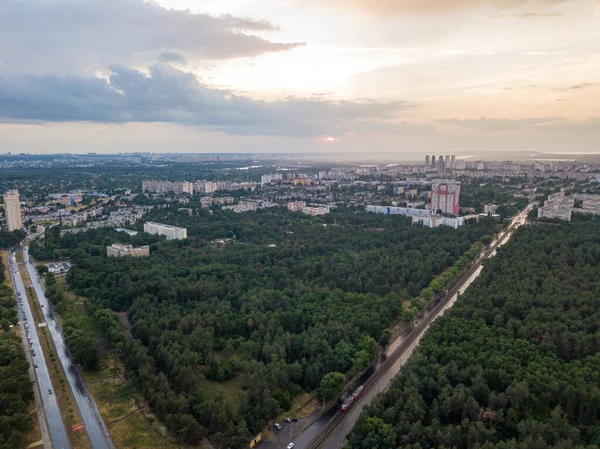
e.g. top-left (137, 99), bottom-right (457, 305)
top-left (287, 443), bottom-right (295, 449)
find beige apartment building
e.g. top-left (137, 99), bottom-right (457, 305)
top-left (3, 189), bottom-right (23, 231)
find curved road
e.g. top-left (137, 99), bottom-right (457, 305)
top-left (23, 242), bottom-right (115, 449)
top-left (9, 248), bottom-right (71, 449)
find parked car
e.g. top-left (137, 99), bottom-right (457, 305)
top-left (287, 443), bottom-right (295, 449)
top-left (291, 418), bottom-right (298, 422)
top-left (48, 389), bottom-right (52, 394)
top-left (34, 363), bottom-right (38, 368)
top-left (284, 418), bottom-right (292, 423)
top-left (274, 423), bottom-right (282, 430)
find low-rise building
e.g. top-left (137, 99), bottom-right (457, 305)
top-left (302, 206), bottom-right (329, 216)
top-left (483, 204), bottom-right (498, 214)
top-left (537, 192), bottom-right (574, 221)
top-left (287, 201), bottom-right (306, 212)
top-left (412, 215), bottom-right (465, 229)
top-left (106, 243), bottom-right (150, 257)
top-left (366, 205), bottom-right (433, 217)
top-left (143, 222), bottom-right (187, 240)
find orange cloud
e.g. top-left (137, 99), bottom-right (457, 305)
top-left (308, 0), bottom-right (567, 16)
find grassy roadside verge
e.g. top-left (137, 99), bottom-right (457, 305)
top-left (89, 360), bottom-right (186, 449)
top-left (18, 253), bottom-right (93, 449)
top-left (47, 274), bottom-right (187, 449)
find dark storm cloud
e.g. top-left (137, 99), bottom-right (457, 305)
top-left (0, 0), bottom-right (304, 73)
top-left (0, 64), bottom-right (428, 136)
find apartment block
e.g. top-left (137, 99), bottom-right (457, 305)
top-left (3, 189), bottom-right (23, 231)
top-left (106, 243), bottom-right (150, 257)
top-left (143, 221), bottom-right (188, 240)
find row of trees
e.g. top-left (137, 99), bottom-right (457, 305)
top-left (0, 256), bottom-right (34, 449)
top-left (0, 229), bottom-right (26, 251)
top-left (39, 210), bottom-right (498, 444)
top-left (44, 272), bottom-right (125, 371)
top-left (347, 218), bottom-right (600, 449)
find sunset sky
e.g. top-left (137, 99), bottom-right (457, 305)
top-left (0, 0), bottom-right (599, 155)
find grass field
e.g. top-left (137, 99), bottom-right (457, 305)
top-left (91, 361), bottom-right (187, 449)
top-left (197, 374), bottom-right (246, 417)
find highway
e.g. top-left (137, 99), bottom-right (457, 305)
top-left (23, 244), bottom-right (116, 449)
top-left (283, 205), bottom-right (534, 449)
top-left (8, 247), bottom-right (72, 449)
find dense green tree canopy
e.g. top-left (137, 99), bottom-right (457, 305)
top-left (38, 210), bottom-right (497, 444)
top-left (0, 257), bottom-right (34, 449)
top-left (347, 218), bottom-right (600, 449)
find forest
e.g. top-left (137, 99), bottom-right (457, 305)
top-left (35, 209), bottom-right (498, 445)
top-left (0, 256), bottom-right (34, 449)
top-left (347, 218), bottom-right (600, 449)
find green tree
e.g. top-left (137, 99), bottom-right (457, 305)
top-left (317, 372), bottom-right (346, 400)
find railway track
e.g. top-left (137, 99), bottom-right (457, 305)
top-left (305, 211), bottom-right (529, 449)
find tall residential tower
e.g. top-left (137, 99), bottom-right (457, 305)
top-left (3, 190), bottom-right (23, 231)
top-left (431, 180), bottom-right (461, 215)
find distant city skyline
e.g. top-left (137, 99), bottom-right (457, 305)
top-left (0, 0), bottom-right (599, 154)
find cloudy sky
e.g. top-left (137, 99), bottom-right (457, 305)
top-left (0, 0), bottom-right (599, 155)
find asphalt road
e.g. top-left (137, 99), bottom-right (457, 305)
top-left (24, 245), bottom-right (115, 449)
top-left (8, 248), bottom-right (71, 449)
top-left (318, 205), bottom-right (534, 449)
top-left (271, 205), bottom-right (534, 449)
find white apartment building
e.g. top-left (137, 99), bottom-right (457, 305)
top-left (261, 173), bottom-right (283, 185)
top-left (200, 197), bottom-right (213, 208)
top-left (106, 243), bottom-right (150, 257)
top-left (365, 205), bottom-right (433, 217)
top-left (143, 222), bottom-right (188, 240)
top-left (483, 204), bottom-right (498, 215)
top-left (302, 206), bottom-right (329, 216)
top-left (412, 215), bottom-right (465, 229)
top-left (287, 201), bottom-right (306, 212)
top-left (203, 181), bottom-right (218, 194)
top-left (3, 189), bottom-right (23, 231)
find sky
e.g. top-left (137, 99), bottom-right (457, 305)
top-left (0, 0), bottom-right (599, 156)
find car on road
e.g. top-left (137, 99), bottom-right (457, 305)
top-left (48, 389), bottom-right (52, 394)
top-left (274, 423), bottom-right (282, 430)
top-left (287, 443), bottom-right (294, 449)
top-left (32, 350), bottom-right (35, 356)
top-left (284, 418), bottom-right (292, 423)
top-left (34, 363), bottom-right (38, 368)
